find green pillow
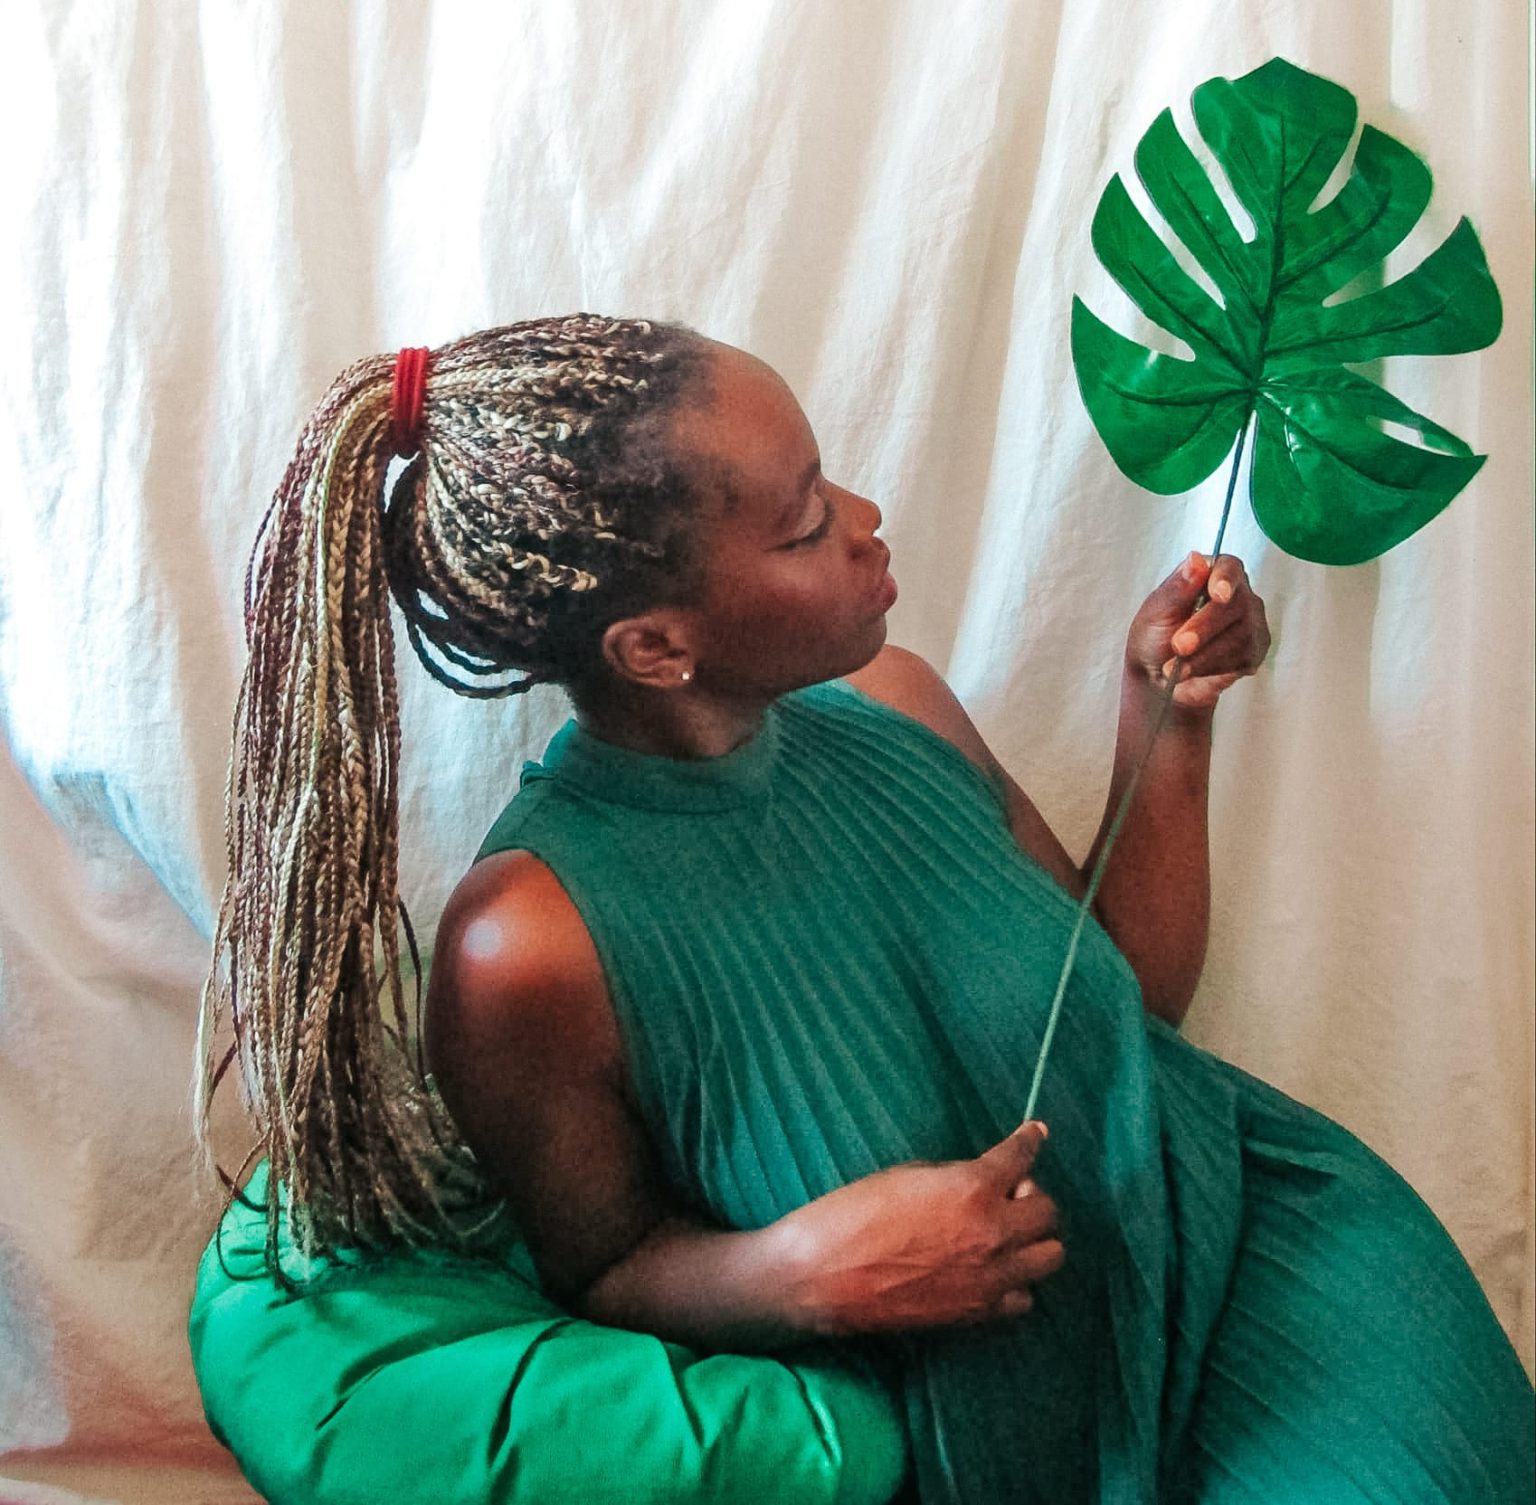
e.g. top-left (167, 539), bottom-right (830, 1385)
top-left (188, 1163), bottom-right (908, 1504)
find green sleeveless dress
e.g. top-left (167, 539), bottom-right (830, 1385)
top-left (479, 678), bottom-right (1533, 1504)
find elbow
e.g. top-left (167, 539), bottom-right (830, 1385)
top-left (1140, 988), bottom-right (1193, 1030)
top-left (1105, 926), bottom-right (1201, 1029)
top-left (572, 1266), bottom-right (662, 1338)
top-left (564, 1242), bottom-right (644, 1331)
top-left (569, 1217), bottom-right (692, 1337)
top-left (1131, 953), bottom-right (1202, 1029)
top-left (554, 1269), bottom-right (603, 1322)
top-left (569, 1284), bottom-right (618, 1330)
top-left (1091, 902), bottom-right (1204, 1029)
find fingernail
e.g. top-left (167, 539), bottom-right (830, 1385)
top-left (1182, 553), bottom-right (1202, 580)
top-left (1212, 579), bottom-right (1233, 602)
top-left (1029, 1120), bottom-right (1048, 1139)
top-left (1172, 632), bottom-right (1197, 656)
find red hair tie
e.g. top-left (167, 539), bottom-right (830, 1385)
top-left (389, 346), bottom-right (431, 457)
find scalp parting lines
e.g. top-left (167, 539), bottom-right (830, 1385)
top-left (388, 320), bottom-right (709, 695)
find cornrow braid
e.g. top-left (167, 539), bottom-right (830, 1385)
top-left (382, 321), bottom-right (711, 696)
top-left (197, 315), bottom-right (714, 1278)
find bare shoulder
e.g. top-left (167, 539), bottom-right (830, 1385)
top-left (425, 851), bottom-right (673, 1303)
top-left (427, 849), bottom-right (619, 1080)
top-left (844, 644), bottom-right (1004, 785)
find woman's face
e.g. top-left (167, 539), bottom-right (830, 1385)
top-left (671, 344), bottom-right (898, 697)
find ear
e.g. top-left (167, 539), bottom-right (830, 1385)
top-left (600, 609), bottom-right (696, 690)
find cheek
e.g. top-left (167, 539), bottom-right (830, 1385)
top-left (726, 588), bottom-right (885, 685)
top-left (724, 569), bottom-right (849, 637)
top-left (714, 593), bottom-right (813, 657)
top-left (701, 567), bottom-right (844, 662)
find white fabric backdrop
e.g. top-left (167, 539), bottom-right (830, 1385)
top-left (1, 2), bottom-right (1530, 1499)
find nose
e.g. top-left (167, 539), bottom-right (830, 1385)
top-left (846, 489), bottom-right (883, 542)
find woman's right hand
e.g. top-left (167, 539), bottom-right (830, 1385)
top-left (775, 1122), bottom-right (1064, 1338)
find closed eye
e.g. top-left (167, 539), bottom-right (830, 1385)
top-left (784, 496), bottom-right (833, 549)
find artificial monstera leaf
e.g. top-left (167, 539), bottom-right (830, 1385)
top-left (1071, 57), bottom-right (1502, 565)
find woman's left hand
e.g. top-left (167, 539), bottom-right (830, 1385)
top-left (1125, 553), bottom-right (1270, 713)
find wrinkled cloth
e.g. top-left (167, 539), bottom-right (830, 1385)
top-left (187, 1162), bottom-right (909, 1505)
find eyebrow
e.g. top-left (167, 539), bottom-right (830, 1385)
top-left (775, 459), bottom-right (822, 534)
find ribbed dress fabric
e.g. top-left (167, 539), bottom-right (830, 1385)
top-left (478, 679), bottom-right (1534, 1504)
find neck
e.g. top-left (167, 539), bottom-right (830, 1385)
top-left (570, 678), bottom-right (774, 760)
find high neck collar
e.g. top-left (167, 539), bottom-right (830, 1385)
top-left (535, 706), bottom-right (781, 813)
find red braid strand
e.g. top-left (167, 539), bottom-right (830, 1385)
top-left (389, 347), bottom-right (431, 457)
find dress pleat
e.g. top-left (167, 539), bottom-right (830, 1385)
top-left (478, 679), bottom-right (1533, 1503)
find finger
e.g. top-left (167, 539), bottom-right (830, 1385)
top-left (1203, 554), bottom-right (1250, 605)
top-left (998, 1288), bottom-right (1034, 1319)
top-left (1017, 1237), bottom-right (1066, 1283)
top-left (980, 1121), bottom-right (1048, 1183)
top-left (1147, 552), bottom-right (1212, 618)
top-left (1162, 618), bottom-right (1267, 682)
top-left (1167, 585), bottom-right (1259, 659)
top-left (1005, 1190), bottom-right (1059, 1240)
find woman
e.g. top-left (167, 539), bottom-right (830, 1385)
top-left (199, 315), bottom-right (1533, 1503)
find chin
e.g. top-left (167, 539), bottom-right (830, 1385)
top-left (827, 618), bottom-right (890, 682)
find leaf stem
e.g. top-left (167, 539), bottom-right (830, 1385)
top-left (1021, 414), bottom-right (1254, 1124)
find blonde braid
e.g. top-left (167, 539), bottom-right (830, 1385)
top-left (197, 315), bottom-right (712, 1276)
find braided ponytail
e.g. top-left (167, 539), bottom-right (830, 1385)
top-left (198, 316), bottom-right (712, 1276)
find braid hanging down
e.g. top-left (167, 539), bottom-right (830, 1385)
top-left (196, 315), bottom-right (713, 1279)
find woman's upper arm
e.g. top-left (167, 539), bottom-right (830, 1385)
top-left (425, 850), bottom-right (678, 1307)
top-left (845, 645), bottom-right (1086, 899)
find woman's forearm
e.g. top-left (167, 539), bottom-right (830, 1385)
top-left (1084, 665), bottom-right (1214, 1025)
top-left (578, 1132), bottom-right (1066, 1353)
top-left (580, 1213), bottom-right (817, 1353)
